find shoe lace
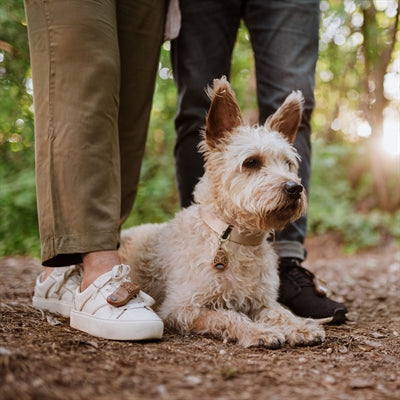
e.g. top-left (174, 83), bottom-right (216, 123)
top-left (53, 265), bottom-right (82, 294)
top-left (111, 264), bottom-right (131, 280)
top-left (95, 264), bottom-right (132, 298)
top-left (68, 265), bottom-right (83, 284)
top-left (285, 263), bottom-right (315, 288)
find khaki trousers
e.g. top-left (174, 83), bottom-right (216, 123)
top-left (24, 0), bottom-right (166, 266)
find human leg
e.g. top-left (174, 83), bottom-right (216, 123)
top-left (26, 0), bottom-right (166, 337)
top-left (245, 0), bottom-right (347, 323)
top-left (171, 0), bottom-right (242, 207)
top-left (25, 0), bottom-right (123, 316)
top-left (25, 0), bottom-right (122, 268)
top-left (118, 0), bottom-right (167, 224)
top-left (245, 0), bottom-right (318, 257)
top-left (79, 0), bottom-right (167, 294)
top-left (26, 0), bottom-right (165, 268)
top-left (72, 0), bottom-right (166, 339)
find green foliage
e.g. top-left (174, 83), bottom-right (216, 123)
top-left (0, 1), bottom-right (33, 158)
top-left (0, 166), bottom-right (40, 257)
top-left (315, 0), bottom-right (400, 142)
top-left (122, 45), bottom-right (179, 228)
top-left (122, 114), bottom-right (179, 227)
top-left (0, 1), bottom-right (38, 256)
top-left (308, 140), bottom-right (400, 252)
top-left (230, 25), bottom-right (258, 119)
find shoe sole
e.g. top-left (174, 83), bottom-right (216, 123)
top-left (327, 309), bottom-right (348, 325)
top-left (32, 297), bottom-right (72, 318)
top-left (314, 310), bottom-right (348, 325)
top-left (70, 310), bottom-right (164, 341)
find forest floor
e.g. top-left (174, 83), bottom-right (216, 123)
top-left (1, 233), bottom-right (399, 400)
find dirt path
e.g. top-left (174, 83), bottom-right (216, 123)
top-left (1, 235), bottom-right (399, 400)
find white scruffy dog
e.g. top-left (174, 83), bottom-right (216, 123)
top-left (119, 77), bottom-right (325, 348)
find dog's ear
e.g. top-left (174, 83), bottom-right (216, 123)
top-left (265, 91), bottom-right (304, 144)
top-left (205, 76), bottom-right (243, 147)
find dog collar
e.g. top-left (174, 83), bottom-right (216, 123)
top-left (200, 207), bottom-right (267, 246)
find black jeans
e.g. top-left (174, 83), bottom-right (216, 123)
top-left (171, 0), bottom-right (320, 261)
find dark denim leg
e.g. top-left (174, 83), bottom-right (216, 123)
top-left (244, 0), bottom-right (320, 259)
top-left (171, 0), bottom-right (242, 207)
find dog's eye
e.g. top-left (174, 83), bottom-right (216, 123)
top-left (243, 157), bottom-right (262, 170)
top-left (285, 160), bottom-right (295, 171)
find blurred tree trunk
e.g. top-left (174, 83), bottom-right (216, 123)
top-left (360, 0), bottom-right (400, 212)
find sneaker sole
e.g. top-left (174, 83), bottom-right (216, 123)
top-left (327, 309), bottom-right (348, 325)
top-left (70, 310), bottom-right (164, 341)
top-left (314, 310), bottom-right (348, 325)
top-left (32, 297), bottom-right (72, 318)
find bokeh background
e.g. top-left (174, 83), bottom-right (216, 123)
top-left (0, 0), bottom-right (399, 258)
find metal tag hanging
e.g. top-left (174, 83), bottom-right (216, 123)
top-left (212, 224), bottom-right (233, 271)
top-left (213, 247), bottom-right (229, 270)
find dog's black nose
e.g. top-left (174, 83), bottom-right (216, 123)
top-left (284, 181), bottom-right (303, 199)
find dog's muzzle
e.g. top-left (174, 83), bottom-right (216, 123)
top-left (284, 181), bottom-right (303, 200)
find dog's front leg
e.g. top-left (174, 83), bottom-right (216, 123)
top-left (254, 305), bottom-right (325, 346)
top-left (187, 308), bottom-right (286, 348)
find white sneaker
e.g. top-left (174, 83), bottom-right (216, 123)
top-left (32, 265), bottom-right (82, 317)
top-left (70, 264), bottom-right (163, 341)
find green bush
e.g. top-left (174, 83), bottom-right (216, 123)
top-left (0, 166), bottom-right (40, 257)
top-left (123, 117), bottom-right (179, 228)
top-left (308, 139), bottom-right (400, 253)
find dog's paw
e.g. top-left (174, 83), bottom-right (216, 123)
top-left (286, 320), bottom-right (326, 347)
top-left (237, 329), bottom-right (286, 349)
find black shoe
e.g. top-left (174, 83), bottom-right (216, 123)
top-left (278, 258), bottom-right (348, 325)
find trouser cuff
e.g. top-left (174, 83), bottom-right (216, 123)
top-left (272, 240), bottom-right (306, 261)
top-left (41, 230), bottom-right (120, 267)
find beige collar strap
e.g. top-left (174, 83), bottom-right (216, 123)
top-left (200, 207), bottom-right (267, 246)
